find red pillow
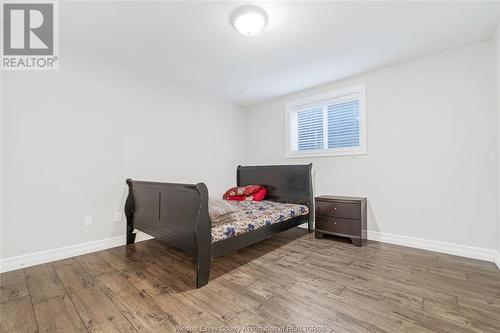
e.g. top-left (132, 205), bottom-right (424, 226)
top-left (225, 194), bottom-right (246, 201)
top-left (223, 185), bottom-right (267, 201)
top-left (251, 187), bottom-right (267, 201)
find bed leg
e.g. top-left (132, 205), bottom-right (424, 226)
top-left (125, 179), bottom-right (136, 245)
top-left (194, 182), bottom-right (211, 288)
top-left (196, 251), bottom-right (211, 288)
top-left (126, 226), bottom-right (136, 245)
top-left (195, 183), bottom-right (212, 288)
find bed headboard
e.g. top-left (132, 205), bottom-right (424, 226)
top-left (237, 164), bottom-right (313, 208)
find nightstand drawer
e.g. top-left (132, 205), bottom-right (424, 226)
top-left (315, 216), bottom-right (360, 237)
top-left (316, 200), bottom-right (361, 219)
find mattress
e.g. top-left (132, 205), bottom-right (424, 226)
top-left (211, 200), bottom-right (309, 243)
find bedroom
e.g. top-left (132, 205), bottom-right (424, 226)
top-left (1, 1), bottom-right (500, 332)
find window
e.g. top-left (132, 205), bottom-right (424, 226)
top-left (286, 84), bottom-right (366, 158)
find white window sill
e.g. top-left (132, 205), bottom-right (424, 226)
top-left (285, 149), bottom-right (367, 159)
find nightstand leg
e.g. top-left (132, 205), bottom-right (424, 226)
top-left (351, 238), bottom-right (364, 247)
top-left (315, 231), bottom-right (324, 239)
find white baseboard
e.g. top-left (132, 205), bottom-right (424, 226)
top-left (134, 232), bottom-right (155, 243)
top-left (0, 232), bottom-right (154, 273)
top-left (301, 224), bottom-right (499, 266)
top-left (367, 230), bottom-right (499, 264)
top-left (1, 229), bottom-right (498, 273)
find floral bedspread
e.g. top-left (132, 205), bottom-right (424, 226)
top-left (211, 200), bottom-right (309, 243)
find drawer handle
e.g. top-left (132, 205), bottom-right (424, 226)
top-left (334, 221), bottom-right (337, 225)
top-left (334, 207), bottom-right (337, 210)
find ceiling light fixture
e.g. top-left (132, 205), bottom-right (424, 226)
top-left (231, 6), bottom-right (268, 37)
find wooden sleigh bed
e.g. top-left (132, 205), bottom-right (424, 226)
top-left (124, 164), bottom-right (313, 288)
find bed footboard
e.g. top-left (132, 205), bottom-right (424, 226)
top-left (124, 179), bottom-right (211, 288)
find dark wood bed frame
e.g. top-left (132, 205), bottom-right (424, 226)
top-left (124, 164), bottom-right (313, 288)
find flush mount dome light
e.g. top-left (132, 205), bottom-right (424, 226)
top-left (231, 6), bottom-right (268, 36)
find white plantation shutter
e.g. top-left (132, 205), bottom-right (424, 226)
top-left (297, 107), bottom-right (324, 151)
top-left (327, 99), bottom-right (360, 148)
top-left (287, 84), bottom-right (366, 157)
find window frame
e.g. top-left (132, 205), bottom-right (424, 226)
top-left (285, 84), bottom-right (367, 158)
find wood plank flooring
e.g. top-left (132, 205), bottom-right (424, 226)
top-left (1, 228), bottom-right (499, 333)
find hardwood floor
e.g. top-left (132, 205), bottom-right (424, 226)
top-left (1, 228), bottom-right (499, 332)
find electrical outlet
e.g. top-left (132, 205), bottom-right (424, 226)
top-left (84, 215), bottom-right (93, 226)
top-left (114, 211), bottom-right (122, 222)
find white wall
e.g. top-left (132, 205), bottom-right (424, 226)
top-left (1, 26), bottom-right (498, 266)
top-left (244, 42), bottom-right (497, 252)
top-left (494, 26), bottom-right (500, 261)
top-left (0, 49), bottom-right (245, 260)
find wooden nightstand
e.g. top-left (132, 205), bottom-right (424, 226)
top-left (315, 195), bottom-right (367, 247)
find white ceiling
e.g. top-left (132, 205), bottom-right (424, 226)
top-left (64, 1), bottom-right (500, 106)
